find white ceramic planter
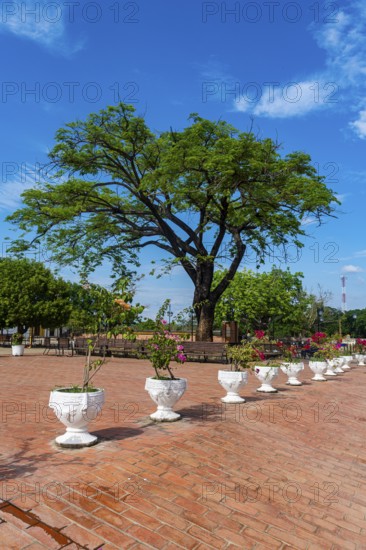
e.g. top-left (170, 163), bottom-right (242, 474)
top-left (11, 344), bottom-right (25, 356)
top-left (333, 358), bottom-right (345, 373)
top-left (145, 377), bottom-right (187, 421)
top-left (280, 362), bottom-right (304, 385)
top-left (218, 370), bottom-right (248, 403)
top-left (340, 355), bottom-right (352, 370)
top-left (49, 388), bottom-right (105, 447)
top-left (254, 366), bottom-right (279, 392)
top-left (308, 361), bottom-right (327, 381)
top-left (325, 359), bottom-right (338, 376)
top-left (354, 354), bottom-right (366, 366)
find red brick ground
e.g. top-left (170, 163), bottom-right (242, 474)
top-left (0, 350), bottom-right (366, 549)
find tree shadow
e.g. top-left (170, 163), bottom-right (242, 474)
top-left (0, 439), bottom-right (86, 481)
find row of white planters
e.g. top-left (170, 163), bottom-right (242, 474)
top-left (49, 377), bottom-right (188, 448)
top-left (218, 354), bottom-right (356, 402)
top-left (309, 355), bottom-right (353, 381)
top-left (49, 353), bottom-right (361, 448)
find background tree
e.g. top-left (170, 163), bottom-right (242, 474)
top-left (338, 309), bottom-right (366, 338)
top-left (8, 103), bottom-right (338, 340)
top-left (312, 305), bottom-right (342, 335)
top-left (67, 278), bottom-right (144, 336)
top-left (0, 258), bottom-right (71, 334)
top-left (214, 267), bottom-right (313, 338)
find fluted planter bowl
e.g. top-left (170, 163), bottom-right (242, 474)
top-left (325, 359), bottom-right (338, 376)
top-left (280, 362), bottom-right (304, 385)
top-left (145, 377), bottom-right (187, 421)
top-left (354, 354), bottom-right (366, 366)
top-left (218, 370), bottom-right (248, 403)
top-left (333, 357), bottom-right (345, 373)
top-left (254, 366), bottom-right (279, 392)
top-left (340, 355), bottom-right (352, 369)
top-left (309, 361), bottom-right (327, 381)
top-left (49, 388), bottom-right (105, 448)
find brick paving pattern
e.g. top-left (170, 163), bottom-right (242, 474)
top-left (0, 349), bottom-right (366, 548)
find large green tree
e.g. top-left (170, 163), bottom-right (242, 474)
top-left (8, 103), bottom-right (338, 340)
top-left (214, 267), bottom-right (313, 337)
top-left (0, 258), bottom-right (71, 334)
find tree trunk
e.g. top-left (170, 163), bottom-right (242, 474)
top-left (195, 302), bottom-right (216, 341)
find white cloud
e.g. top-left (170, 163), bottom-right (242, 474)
top-left (234, 2), bottom-right (366, 135)
top-left (0, 1), bottom-right (83, 54)
top-left (342, 265), bottom-right (364, 273)
top-left (0, 164), bottom-right (43, 211)
top-left (236, 80), bottom-right (330, 119)
top-left (349, 110), bottom-right (366, 139)
top-left (355, 250), bottom-right (366, 257)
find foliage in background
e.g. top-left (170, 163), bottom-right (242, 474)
top-left (0, 258), bottom-right (71, 334)
top-left (214, 267), bottom-right (312, 337)
top-left (67, 277), bottom-right (144, 336)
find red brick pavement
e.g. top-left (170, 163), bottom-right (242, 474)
top-left (0, 351), bottom-right (366, 549)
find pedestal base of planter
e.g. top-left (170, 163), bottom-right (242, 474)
top-left (221, 395), bottom-right (245, 403)
top-left (55, 429), bottom-right (99, 448)
top-left (150, 410), bottom-right (181, 422)
top-left (256, 385), bottom-right (278, 393)
top-left (286, 379), bottom-right (302, 386)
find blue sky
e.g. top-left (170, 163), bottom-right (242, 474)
top-left (0, 0), bottom-right (366, 318)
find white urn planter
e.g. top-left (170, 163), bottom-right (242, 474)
top-left (254, 366), bottom-right (279, 392)
top-left (49, 388), bottom-right (105, 448)
top-left (280, 362), bottom-right (304, 385)
top-left (11, 344), bottom-right (25, 356)
top-left (325, 359), bottom-right (338, 376)
top-left (145, 377), bottom-right (187, 421)
top-left (340, 355), bottom-right (352, 370)
top-left (218, 370), bottom-right (248, 403)
top-left (354, 354), bottom-right (366, 366)
top-left (333, 358), bottom-right (344, 373)
top-left (309, 361), bottom-right (327, 381)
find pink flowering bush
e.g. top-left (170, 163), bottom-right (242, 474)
top-left (147, 320), bottom-right (187, 380)
top-left (306, 332), bottom-right (341, 361)
top-left (355, 338), bottom-right (366, 353)
top-left (311, 332), bottom-right (327, 344)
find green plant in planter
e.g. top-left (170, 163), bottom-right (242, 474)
top-left (264, 360), bottom-right (282, 367)
top-left (55, 339), bottom-right (107, 393)
top-left (312, 342), bottom-right (340, 362)
top-left (11, 333), bottom-right (23, 345)
top-left (146, 320), bottom-right (187, 380)
top-left (226, 343), bottom-right (265, 371)
top-left (277, 342), bottom-right (301, 363)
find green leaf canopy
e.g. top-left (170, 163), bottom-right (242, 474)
top-left (7, 104), bottom-right (339, 340)
top-left (0, 258), bottom-right (72, 333)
